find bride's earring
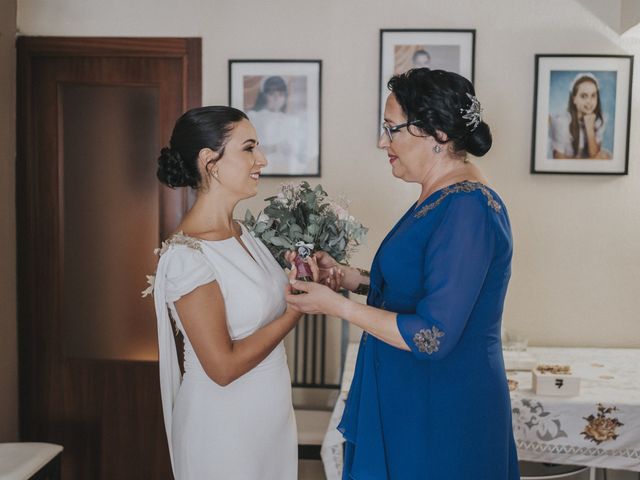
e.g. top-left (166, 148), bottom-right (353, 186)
top-left (433, 144), bottom-right (442, 154)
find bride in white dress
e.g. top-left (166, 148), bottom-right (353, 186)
top-left (149, 106), bottom-right (310, 479)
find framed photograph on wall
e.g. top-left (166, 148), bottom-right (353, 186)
top-left (229, 60), bottom-right (321, 177)
top-left (379, 29), bottom-right (475, 129)
top-left (531, 54), bottom-right (633, 175)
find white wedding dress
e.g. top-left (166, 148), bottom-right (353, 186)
top-left (152, 222), bottom-right (297, 480)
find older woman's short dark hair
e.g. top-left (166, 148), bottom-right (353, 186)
top-left (387, 68), bottom-right (492, 157)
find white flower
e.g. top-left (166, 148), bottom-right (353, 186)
top-left (334, 205), bottom-right (349, 220)
top-left (328, 196), bottom-right (352, 220)
top-left (141, 274), bottom-right (155, 298)
top-left (257, 212), bottom-right (271, 223)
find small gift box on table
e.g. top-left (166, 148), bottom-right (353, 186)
top-left (532, 364), bottom-right (580, 397)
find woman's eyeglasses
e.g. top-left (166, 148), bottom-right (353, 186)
top-left (380, 120), bottom-right (420, 143)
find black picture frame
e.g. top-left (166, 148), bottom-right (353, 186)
top-left (531, 54), bottom-right (633, 175)
top-left (229, 59), bottom-right (322, 177)
top-left (378, 29), bottom-right (476, 132)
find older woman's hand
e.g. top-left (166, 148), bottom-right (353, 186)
top-left (312, 251), bottom-right (345, 291)
top-left (284, 250), bottom-right (344, 291)
top-left (285, 266), bottom-right (346, 317)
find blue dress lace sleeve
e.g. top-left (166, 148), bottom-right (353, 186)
top-left (396, 193), bottom-right (496, 360)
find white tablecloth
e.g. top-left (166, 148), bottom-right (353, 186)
top-left (320, 342), bottom-right (359, 479)
top-left (320, 345), bottom-right (640, 479)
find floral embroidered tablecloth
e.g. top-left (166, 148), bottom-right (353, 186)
top-left (321, 345), bottom-right (640, 479)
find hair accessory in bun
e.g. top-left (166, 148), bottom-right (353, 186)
top-left (460, 93), bottom-right (483, 132)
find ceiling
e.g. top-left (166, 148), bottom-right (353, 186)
top-left (577, 0), bottom-right (640, 34)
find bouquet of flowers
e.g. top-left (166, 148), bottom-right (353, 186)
top-left (244, 182), bottom-right (368, 279)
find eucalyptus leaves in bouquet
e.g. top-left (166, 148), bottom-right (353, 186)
top-left (244, 182), bottom-right (368, 269)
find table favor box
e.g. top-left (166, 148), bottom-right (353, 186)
top-left (532, 369), bottom-right (580, 397)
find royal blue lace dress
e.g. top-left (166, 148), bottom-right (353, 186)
top-left (339, 181), bottom-right (519, 480)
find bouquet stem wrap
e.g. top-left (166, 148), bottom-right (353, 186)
top-left (294, 241), bottom-right (314, 282)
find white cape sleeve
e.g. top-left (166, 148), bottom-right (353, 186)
top-left (152, 247), bottom-right (183, 472)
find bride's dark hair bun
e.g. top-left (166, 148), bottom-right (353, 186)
top-left (157, 106), bottom-right (249, 189)
top-left (157, 147), bottom-right (198, 188)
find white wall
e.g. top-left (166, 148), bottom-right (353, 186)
top-left (1, 0), bottom-right (18, 441)
top-left (17, 0), bottom-right (640, 350)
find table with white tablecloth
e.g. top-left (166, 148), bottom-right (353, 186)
top-left (321, 344), bottom-right (640, 479)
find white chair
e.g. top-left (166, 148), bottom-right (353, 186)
top-left (291, 308), bottom-right (349, 460)
top-left (295, 409), bottom-right (335, 459)
top-left (0, 443), bottom-right (63, 480)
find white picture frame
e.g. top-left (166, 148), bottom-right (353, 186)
top-left (379, 29), bottom-right (475, 131)
top-left (229, 60), bottom-right (321, 177)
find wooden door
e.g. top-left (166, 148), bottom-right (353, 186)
top-left (16, 37), bottom-right (201, 479)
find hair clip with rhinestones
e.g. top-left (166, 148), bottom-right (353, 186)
top-left (460, 93), bottom-right (483, 132)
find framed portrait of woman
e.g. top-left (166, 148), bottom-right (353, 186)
top-left (379, 29), bottom-right (475, 133)
top-left (229, 60), bottom-right (321, 177)
top-left (531, 54), bottom-right (633, 175)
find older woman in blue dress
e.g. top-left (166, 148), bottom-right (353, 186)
top-left (287, 68), bottom-right (519, 479)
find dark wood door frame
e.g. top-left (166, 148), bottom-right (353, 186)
top-left (16, 37), bottom-right (201, 479)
